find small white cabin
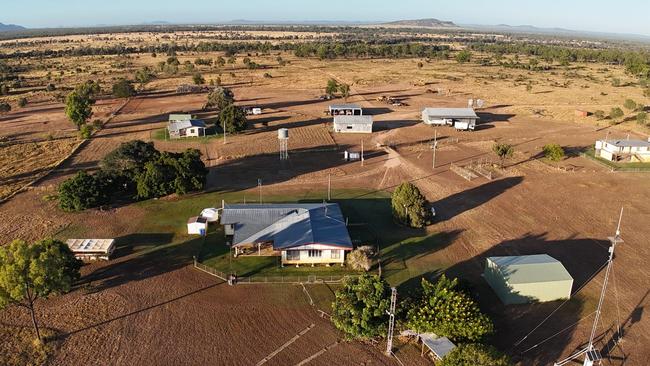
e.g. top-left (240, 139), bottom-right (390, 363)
top-left (187, 216), bottom-right (208, 235)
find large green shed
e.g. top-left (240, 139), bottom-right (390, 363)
top-left (484, 254), bottom-right (573, 305)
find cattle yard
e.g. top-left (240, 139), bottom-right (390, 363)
top-left (0, 29), bottom-right (649, 366)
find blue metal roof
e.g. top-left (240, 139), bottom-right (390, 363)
top-left (220, 203), bottom-right (352, 250)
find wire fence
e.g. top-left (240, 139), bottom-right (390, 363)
top-left (580, 152), bottom-right (650, 173)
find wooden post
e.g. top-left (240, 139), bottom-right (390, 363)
top-left (361, 139), bottom-right (364, 166)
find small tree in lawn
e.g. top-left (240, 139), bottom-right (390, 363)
top-left (406, 275), bottom-right (494, 342)
top-left (542, 144), bottom-right (565, 162)
top-left (219, 104), bottom-right (247, 134)
top-left (492, 143), bottom-right (514, 168)
top-left (205, 86), bottom-right (234, 112)
top-left (326, 78), bottom-right (339, 98)
top-left (0, 239), bottom-right (82, 342)
top-left (439, 344), bottom-right (512, 366)
top-left (331, 274), bottom-right (391, 339)
top-left (391, 182), bottom-right (429, 228)
top-left (347, 246), bottom-right (375, 271)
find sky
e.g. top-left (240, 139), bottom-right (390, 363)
top-left (2, 0), bottom-right (650, 36)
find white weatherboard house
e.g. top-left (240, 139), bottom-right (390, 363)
top-left (333, 115), bottom-right (373, 133)
top-left (329, 104), bottom-right (363, 116)
top-left (421, 108), bottom-right (479, 131)
top-left (595, 139), bottom-right (650, 162)
top-left (220, 203), bottom-right (353, 266)
top-left (168, 114), bottom-right (206, 139)
top-left (484, 254), bottom-right (574, 305)
top-left (65, 239), bottom-right (116, 261)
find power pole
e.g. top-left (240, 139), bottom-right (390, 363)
top-left (361, 139), bottom-right (364, 166)
top-left (432, 129), bottom-right (438, 170)
top-left (328, 173), bottom-right (331, 201)
top-left (223, 119), bottom-right (227, 144)
top-left (386, 287), bottom-right (397, 356)
top-left (258, 179), bottom-right (262, 203)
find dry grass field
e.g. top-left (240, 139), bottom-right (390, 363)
top-left (0, 29), bottom-right (649, 365)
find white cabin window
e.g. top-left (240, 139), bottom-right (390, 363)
top-left (331, 250), bottom-right (340, 259)
top-left (308, 250), bottom-right (322, 258)
top-left (286, 250), bottom-right (300, 261)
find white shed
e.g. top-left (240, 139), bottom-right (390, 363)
top-left (333, 115), bottom-right (373, 133)
top-left (187, 216), bottom-right (208, 235)
top-left (65, 239), bottom-right (116, 261)
top-left (422, 108), bottom-right (479, 131)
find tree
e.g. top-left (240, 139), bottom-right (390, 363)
top-left (406, 276), bottom-right (494, 342)
top-left (134, 67), bottom-right (155, 90)
top-left (331, 274), bottom-right (391, 339)
top-left (112, 79), bottom-right (136, 98)
top-left (135, 150), bottom-right (207, 199)
top-left (0, 83), bottom-right (8, 95)
top-left (205, 86), bottom-right (235, 111)
top-left (391, 182), bottom-right (429, 228)
top-left (46, 83), bottom-right (56, 92)
top-left (439, 344), bottom-right (511, 366)
top-left (637, 112), bottom-right (648, 126)
top-left (456, 50), bottom-right (472, 63)
top-left (64, 90), bottom-right (93, 130)
top-left (0, 239), bottom-right (82, 342)
top-left (18, 97), bottom-right (28, 108)
top-left (492, 143), bottom-right (514, 168)
top-left (594, 110), bottom-right (605, 120)
top-left (0, 101), bottom-right (10, 113)
top-left (216, 56), bottom-right (226, 67)
top-left (136, 159), bottom-right (177, 199)
top-left (192, 73), bottom-right (205, 85)
top-left (339, 83), bottom-right (350, 100)
top-left (624, 99), bottom-right (637, 110)
top-left (609, 107), bottom-right (624, 121)
top-left (542, 144), bottom-right (565, 161)
top-left (347, 246), bottom-right (375, 271)
top-left (101, 140), bottom-right (159, 178)
top-left (326, 79), bottom-right (339, 97)
top-left (219, 104), bottom-right (247, 133)
top-left (79, 124), bottom-right (93, 139)
top-left (58, 171), bottom-right (110, 211)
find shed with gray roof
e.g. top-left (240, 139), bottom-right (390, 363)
top-left (167, 114), bottom-right (206, 139)
top-left (333, 115), bottom-right (373, 133)
top-left (422, 108), bottom-right (479, 130)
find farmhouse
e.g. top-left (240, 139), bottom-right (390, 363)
top-left (65, 239), bottom-right (115, 261)
top-left (333, 115), bottom-right (373, 133)
top-left (220, 203), bottom-right (353, 266)
top-left (421, 108), bottom-right (479, 131)
top-left (329, 103), bottom-right (363, 116)
top-left (187, 216), bottom-right (208, 235)
top-left (484, 254), bottom-right (573, 305)
top-left (168, 114), bottom-right (206, 139)
top-left (595, 139), bottom-right (650, 162)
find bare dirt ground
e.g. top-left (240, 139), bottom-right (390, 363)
top-left (1, 49), bottom-right (649, 365)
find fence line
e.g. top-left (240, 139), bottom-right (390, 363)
top-left (193, 258), bottom-right (228, 281)
top-left (580, 152), bottom-right (650, 173)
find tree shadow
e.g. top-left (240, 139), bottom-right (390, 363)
top-left (476, 112), bottom-right (516, 123)
top-left (434, 176), bottom-right (524, 222)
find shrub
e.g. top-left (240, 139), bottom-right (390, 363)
top-left (331, 274), bottom-right (391, 339)
top-left (0, 101), bottom-right (10, 113)
top-left (637, 112), bottom-right (648, 126)
top-left (492, 143), bottom-right (514, 167)
top-left (542, 144), bottom-right (565, 161)
top-left (609, 107), bottom-right (624, 120)
top-left (406, 275), bottom-right (494, 342)
top-left (112, 79), bottom-right (136, 98)
top-left (326, 79), bottom-right (339, 97)
top-left (594, 110), bottom-right (605, 120)
top-left (79, 124), bottom-right (93, 139)
top-left (439, 344), bottom-right (511, 366)
top-left (58, 171), bottom-right (110, 211)
top-left (347, 246), bottom-right (375, 271)
top-left (624, 99), bottom-right (637, 110)
top-left (391, 182), bottom-right (429, 228)
top-left (456, 50), bottom-right (472, 63)
top-left (18, 97), bottom-right (27, 108)
top-left (192, 73), bottom-right (205, 85)
top-left (206, 86), bottom-right (234, 111)
top-left (46, 83), bottom-right (56, 92)
top-left (263, 72), bottom-right (272, 78)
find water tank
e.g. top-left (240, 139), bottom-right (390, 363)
top-left (278, 128), bottom-right (289, 139)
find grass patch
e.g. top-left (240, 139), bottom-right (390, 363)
top-left (151, 127), bottom-right (223, 144)
top-left (583, 147), bottom-right (650, 171)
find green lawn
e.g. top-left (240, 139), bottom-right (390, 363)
top-left (151, 127), bottom-right (223, 144)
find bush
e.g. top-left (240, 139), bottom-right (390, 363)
top-left (594, 110), bottom-right (605, 120)
top-left (79, 124), bottom-right (93, 139)
top-left (0, 101), bottom-right (10, 113)
top-left (263, 72), bottom-right (272, 78)
top-left (18, 97), bottom-right (27, 108)
top-left (624, 99), bottom-right (637, 110)
top-left (206, 86), bottom-right (234, 111)
top-left (456, 50), bottom-right (472, 63)
top-left (58, 171), bottom-right (110, 211)
top-left (439, 344), bottom-right (511, 366)
top-left (46, 83), bottom-right (56, 92)
top-left (112, 79), bottom-right (136, 98)
top-left (192, 73), bottom-right (205, 85)
top-left (219, 104), bottom-right (248, 133)
top-left (331, 274), bottom-right (391, 339)
top-left (406, 275), bottom-right (494, 342)
top-left (347, 246), bottom-right (375, 271)
top-left (542, 144), bottom-right (565, 161)
top-left (391, 182), bottom-right (429, 228)
top-left (637, 112), bottom-right (648, 126)
top-left (609, 107), bottom-right (624, 120)
top-left (492, 143), bottom-right (514, 167)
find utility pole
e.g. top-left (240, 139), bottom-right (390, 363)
top-left (361, 139), bottom-right (364, 166)
top-left (328, 173), bottom-right (331, 201)
top-left (258, 179), bottom-right (262, 203)
top-left (385, 287), bottom-right (397, 356)
top-left (432, 130), bottom-right (438, 170)
top-left (223, 119), bottom-right (227, 144)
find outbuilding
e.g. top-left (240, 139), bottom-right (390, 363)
top-left (168, 114), bottom-right (207, 139)
top-left (421, 108), bottom-right (479, 131)
top-left (329, 104), bottom-right (363, 116)
top-left (65, 239), bottom-right (116, 261)
top-left (484, 254), bottom-right (573, 305)
top-left (595, 139), bottom-right (650, 162)
top-left (333, 115), bottom-right (373, 133)
top-left (187, 216), bottom-right (208, 235)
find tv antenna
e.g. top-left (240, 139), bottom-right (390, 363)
top-left (553, 207), bottom-right (624, 366)
top-left (385, 287), bottom-right (397, 355)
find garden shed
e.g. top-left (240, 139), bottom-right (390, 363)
top-left (484, 254), bottom-right (573, 305)
top-left (187, 216), bottom-right (208, 235)
top-left (333, 115), bottom-right (373, 133)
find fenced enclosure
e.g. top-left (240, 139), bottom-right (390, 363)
top-left (450, 162), bottom-right (478, 181)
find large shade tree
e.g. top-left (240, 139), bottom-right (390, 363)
top-left (391, 182), bottom-right (429, 228)
top-left (406, 275), bottom-right (494, 342)
top-left (331, 274), bottom-right (391, 339)
top-left (439, 344), bottom-right (511, 366)
top-left (205, 86), bottom-right (234, 111)
top-left (0, 239), bottom-right (82, 341)
top-left (219, 104), bottom-right (248, 133)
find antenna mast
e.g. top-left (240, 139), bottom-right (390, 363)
top-left (554, 207), bottom-right (624, 366)
top-left (385, 287), bottom-right (397, 355)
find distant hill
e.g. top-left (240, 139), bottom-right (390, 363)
top-left (383, 18), bottom-right (458, 28)
top-left (0, 22), bottom-right (26, 32)
top-left (465, 23), bottom-right (650, 43)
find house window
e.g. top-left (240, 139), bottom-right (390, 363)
top-left (286, 250), bottom-right (300, 261)
top-left (331, 250), bottom-right (340, 259)
top-left (346, 125), bottom-right (353, 129)
top-left (308, 250), bottom-right (322, 258)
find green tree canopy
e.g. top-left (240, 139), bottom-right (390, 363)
top-left (439, 344), bottom-right (511, 366)
top-left (406, 275), bottom-right (494, 342)
top-left (0, 239), bottom-right (82, 341)
top-left (64, 90), bottom-right (93, 129)
top-left (100, 140), bottom-right (159, 180)
top-left (0, 101), bottom-right (10, 113)
top-left (58, 171), bottom-right (111, 211)
top-left (492, 143), bottom-right (514, 168)
top-left (219, 104), bottom-right (248, 134)
top-left (623, 99), bottom-right (637, 110)
top-left (391, 182), bottom-right (429, 228)
top-left (193, 73), bottom-right (206, 85)
top-left (542, 144), bottom-right (565, 162)
top-left (134, 67), bottom-right (155, 89)
top-left (331, 274), bottom-right (391, 339)
top-left (112, 79), bottom-right (136, 98)
top-left (326, 78), bottom-right (339, 97)
top-left (456, 50), bottom-right (472, 63)
top-left (136, 150), bottom-right (207, 199)
top-left (637, 111), bottom-right (648, 126)
top-left (206, 86), bottom-right (235, 111)
top-left (609, 107), bottom-right (624, 120)
top-left (339, 83), bottom-right (351, 100)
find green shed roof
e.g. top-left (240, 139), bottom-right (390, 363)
top-left (487, 254), bottom-right (573, 284)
